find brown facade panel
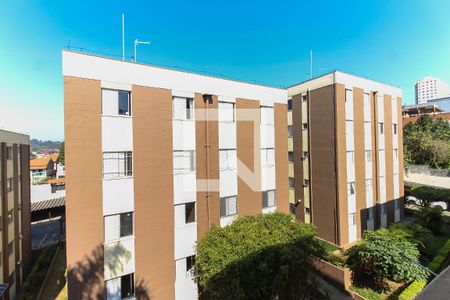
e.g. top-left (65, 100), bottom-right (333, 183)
top-left (384, 95), bottom-right (395, 225)
top-left (292, 94), bottom-right (305, 221)
top-left (335, 83), bottom-right (348, 246)
top-left (274, 103), bottom-right (289, 214)
top-left (236, 98), bottom-right (262, 216)
top-left (353, 88), bottom-right (366, 240)
top-left (1, 143), bottom-right (9, 299)
top-left (64, 76), bottom-right (105, 298)
top-left (397, 97), bottom-right (405, 219)
top-left (195, 94), bottom-right (221, 238)
top-left (132, 85), bottom-right (175, 300)
top-left (310, 84), bottom-right (339, 245)
top-left (12, 145), bottom-right (20, 289)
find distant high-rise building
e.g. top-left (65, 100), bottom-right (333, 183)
top-left (415, 76), bottom-right (450, 104)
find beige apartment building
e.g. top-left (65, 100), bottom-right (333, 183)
top-left (63, 50), bottom-right (289, 299)
top-left (0, 129), bottom-right (31, 300)
top-left (288, 71), bottom-right (404, 247)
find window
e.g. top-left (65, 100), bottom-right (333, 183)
top-left (302, 123), bottom-right (308, 130)
top-left (288, 125), bottom-right (293, 137)
top-left (118, 91), bottom-right (131, 116)
top-left (7, 210), bottom-right (13, 225)
top-left (395, 199), bottom-right (400, 210)
top-left (305, 207), bottom-right (311, 214)
top-left (173, 97), bottom-right (194, 120)
top-left (104, 212), bottom-right (133, 242)
top-left (6, 147), bottom-right (12, 160)
top-left (366, 150), bottom-right (372, 163)
top-left (219, 149), bottom-right (237, 170)
top-left (289, 203), bottom-right (296, 215)
top-left (173, 150), bottom-right (195, 173)
top-left (394, 149), bottom-right (398, 159)
top-left (262, 190), bottom-right (276, 208)
top-left (261, 148), bottom-right (275, 167)
top-left (393, 124), bottom-right (398, 135)
top-left (347, 182), bottom-right (355, 196)
top-left (120, 212), bottom-right (133, 237)
top-left (367, 207), bottom-right (374, 220)
top-left (185, 202), bottom-right (196, 223)
top-left (186, 255), bottom-right (195, 273)
top-left (287, 99), bottom-right (292, 111)
top-left (220, 196), bottom-right (237, 217)
top-left (288, 151), bottom-right (294, 163)
top-left (302, 94), bottom-right (308, 102)
top-left (302, 151), bottom-right (309, 160)
top-left (380, 203), bottom-right (386, 215)
top-left (8, 241), bottom-right (14, 256)
top-left (289, 177), bottom-right (295, 189)
top-left (102, 152), bottom-right (133, 179)
top-left (303, 179), bottom-right (309, 187)
top-left (347, 151), bottom-right (354, 164)
top-left (6, 178), bottom-right (13, 192)
top-left (219, 102), bottom-right (235, 122)
top-left (379, 123), bottom-right (384, 134)
top-left (349, 213), bottom-right (356, 226)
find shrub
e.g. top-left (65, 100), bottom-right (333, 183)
top-left (346, 229), bottom-right (428, 290)
top-left (416, 206), bottom-right (444, 234)
top-left (410, 185), bottom-right (450, 207)
top-left (428, 238), bottom-right (450, 272)
top-left (196, 212), bottom-right (326, 300)
top-left (397, 281), bottom-right (426, 300)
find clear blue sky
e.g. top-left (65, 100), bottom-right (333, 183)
top-left (1, 0), bottom-right (449, 140)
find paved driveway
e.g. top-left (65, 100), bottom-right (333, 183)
top-left (31, 217), bottom-right (64, 249)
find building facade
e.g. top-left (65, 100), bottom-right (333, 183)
top-left (288, 71), bottom-right (404, 247)
top-left (63, 50), bottom-right (289, 299)
top-left (0, 129), bottom-right (31, 300)
top-left (415, 76), bottom-right (450, 104)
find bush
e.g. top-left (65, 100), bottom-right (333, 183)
top-left (350, 285), bottom-right (383, 300)
top-left (23, 245), bottom-right (58, 299)
top-left (410, 185), bottom-right (450, 207)
top-left (196, 212), bottom-right (326, 300)
top-left (346, 229), bottom-right (428, 290)
top-left (397, 281), bottom-right (426, 300)
top-left (416, 206), bottom-right (444, 234)
top-left (428, 238), bottom-right (450, 272)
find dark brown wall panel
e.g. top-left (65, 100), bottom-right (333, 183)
top-left (133, 85), bottom-right (175, 300)
top-left (310, 84), bottom-right (339, 245)
top-left (292, 94), bottom-right (305, 221)
top-left (20, 144), bottom-right (31, 277)
top-left (236, 99), bottom-right (262, 216)
top-left (12, 145), bottom-right (20, 288)
top-left (353, 88), bottom-right (366, 240)
top-left (397, 97), bottom-right (405, 219)
top-left (195, 94), bottom-right (220, 239)
top-left (274, 103), bottom-right (289, 214)
top-left (64, 76), bottom-right (104, 299)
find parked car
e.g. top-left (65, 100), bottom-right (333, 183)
top-left (405, 195), bottom-right (448, 210)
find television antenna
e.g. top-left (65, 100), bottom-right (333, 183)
top-left (134, 39), bottom-right (151, 62)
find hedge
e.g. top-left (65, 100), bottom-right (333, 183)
top-left (428, 238), bottom-right (450, 272)
top-left (397, 281), bottom-right (426, 300)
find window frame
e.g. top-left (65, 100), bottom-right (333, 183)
top-left (220, 196), bottom-right (238, 218)
top-left (262, 190), bottom-right (276, 208)
top-left (102, 151), bottom-right (133, 179)
top-left (118, 90), bottom-right (131, 116)
top-left (185, 202), bottom-right (196, 224)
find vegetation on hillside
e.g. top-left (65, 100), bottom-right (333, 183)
top-left (403, 115), bottom-right (450, 169)
top-left (30, 138), bottom-right (62, 153)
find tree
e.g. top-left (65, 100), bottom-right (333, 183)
top-left (59, 141), bottom-right (65, 165)
top-left (403, 115), bottom-right (450, 169)
top-left (416, 206), bottom-right (444, 234)
top-left (346, 229), bottom-right (428, 291)
top-left (195, 213), bottom-right (327, 300)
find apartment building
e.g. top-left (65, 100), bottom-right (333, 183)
top-left (415, 76), bottom-right (450, 104)
top-left (288, 71), bottom-right (404, 247)
top-left (63, 50), bottom-right (289, 299)
top-left (0, 129), bottom-right (31, 300)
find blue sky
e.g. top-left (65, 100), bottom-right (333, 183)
top-left (1, 0), bottom-right (449, 140)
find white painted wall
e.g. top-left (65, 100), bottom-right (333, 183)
top-left (104, 237), bottom-right (135, 280)
top-left (103, 178), bottom-right (134, 216)
top-left (220, 214), bottom-right (238, 227)
top-left (219, 123), bottom-right (237, 149)
top-left (346, 121), bottom-right (354, 151)
top-left (63, 51), bottom-right (287, 106)
top-left (102, 117), bottom-right (133, 152)
top-left (173, 173), bottom-right (197, 205)
top-left (379, 176), bottom-right (386, 204)
top-left (175, 258), bottom-right (198, 300)
top-left (173, 120), bottom-right (196, 151)
top-left (220, 170), bottom-right (238, 198)
top-left (174, 224), bottom-right (197, 260)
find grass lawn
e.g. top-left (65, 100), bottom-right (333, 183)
top-left (350, 280), bottom-right (405, 300)
top-left (420, 221), bottom-right (450, 266)
top-left (39, 245), bottom-right (67, 300)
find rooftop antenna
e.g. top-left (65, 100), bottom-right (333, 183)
top-left (134, 39), bottom-right (151, 62)
top-left (310, 50), bottom-right (313, 79)
top-left (122, 13), bottom-right (125, 60)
